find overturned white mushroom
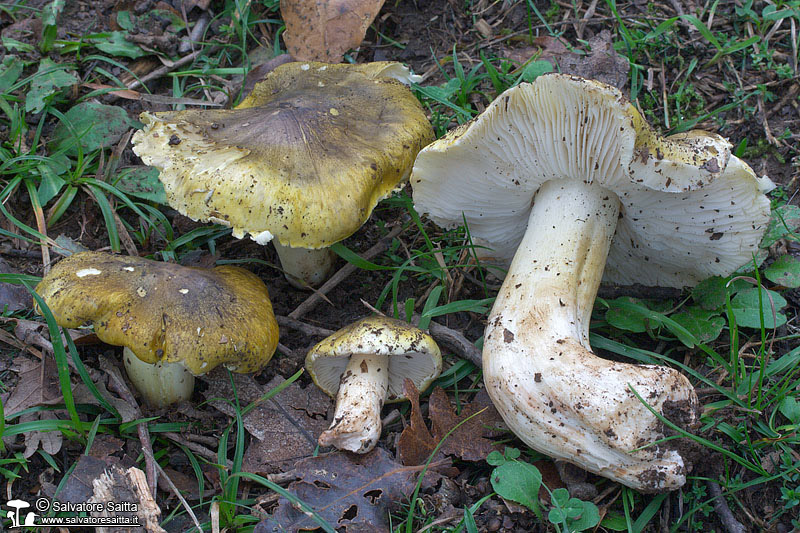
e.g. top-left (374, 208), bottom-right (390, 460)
top-left (411, 74), bottom-right (773, 492)
top-left (305, 316), bottom-right (442, 453)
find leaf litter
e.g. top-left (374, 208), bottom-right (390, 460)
top-left (255, 447), bottom-right (443, 533)
top-left (203, 372), bottom-right (331, 474)
top-left (398, 380), bottom-right (507, 466)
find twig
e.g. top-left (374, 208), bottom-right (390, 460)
top-left (126, 45), bottom-right (221, 91)
top-left (99, 357), bottom-right (159, 499)
top-left (418, 316), bottom-right (482, 368)
top-left (275, 315), bottom-right (335, 337)
top-left (142, 444), bottom-right (204, 533)
top-left (163, 432), bottom-right (233, 468)
top-left (706, 481), bottom-right (747, 533)
top-left (288, 225), bottom-right (404, 320)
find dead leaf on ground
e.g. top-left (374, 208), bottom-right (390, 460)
top-left (255, 447), bottom-right (442, 533)
top-left (2, 357), bottom-right (65, 458)
top-left (0, 258), bottom-right (30, 312)
top-left (504, 30), bottom-right (629, 90)
top-left (3, 357), bottom-right (62, 418)
top-left (399, 384), bottom-right (506, 465)
top-left (203, 372), bottom-right (330, 473)
top-left (281, 0), bottom-right (386, 62)
top-left (397, 379), bottom-right (439, 466)
top-left (59, 455), bottom-right (122, 504)
top-left (429, 387), bottom-right (506, 462)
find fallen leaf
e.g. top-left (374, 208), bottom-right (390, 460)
top-left (203, 373), bottom-right (330, 473)
top-left (504, 30), bottom-right (629, 90)
top-left (281, 0), bottom-right (386, 62)
top-left (0, 258), bottom-right (30, 312)
top-left (59, 455), bottom-right (119, 504)
top-left (4, 357), bottom-right (62, 418)
top-left (429, 387), bottom-right (506, 462)
top-left (397, 379), bottom-right (439, 466)
top-left (4, 356), bottom-right (65, 458)
top-left (255, 447), bottom-right (441, 533)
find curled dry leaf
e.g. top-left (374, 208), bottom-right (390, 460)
top-left (398, 384), bottom-right (507, 466)
top-left (504, 30), bottom-right (629, 90)
top-left (281, 0), bottom-right (386, 62)
top-left (397, 379), bottom-right (439, 466)
top-left (255, 447), bottom-right (441, 533)
top-left (3, 357), bottom-right (64, 458)
top-left (203, 373), bottom-right (330, 474)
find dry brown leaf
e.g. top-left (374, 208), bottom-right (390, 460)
top-left (4, 357), bottom-right (62, 417)
top-left (397, 379), bottom-right (439, 466)
top-left (429, 387), bottom-right (506, 462)
top-left (0, 258), bottom-right (30, 312)
top-left (504, 30), bottom-right (629, 90)
top-left (203, 372), bottom-right (330, 474)
top-left (281, 0), bottom-right (386, 62)
top-left (255, 447), bottom-right (441, 533)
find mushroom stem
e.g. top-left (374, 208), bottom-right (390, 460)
top-left (483, 178), bottom-right (698, 493)
top-left (273, 242), bottom-right (337, 289)
top-left (123, 347), bottom-right (196, 408)
top-left (318, 352), bottom-right (389, 453)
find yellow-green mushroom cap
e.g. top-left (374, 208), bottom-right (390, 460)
top-left (131, 61), bottom-right (435, 250)
top-left (34, 251), bottom-right (278, 376)
top-left (305, 315), bottom-right (442, 402)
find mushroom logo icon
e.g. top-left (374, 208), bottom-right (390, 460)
top-left (5, 499), bottom-right (37, 528)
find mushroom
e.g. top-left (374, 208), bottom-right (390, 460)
top-left (35, 251), bottom-right (279, 407)
top-left (132, 61), bottom-right (434, 288)
top-left (305, 316), bottom-right (442, 453)
top-left (411, 74), bottom-right (774, 492)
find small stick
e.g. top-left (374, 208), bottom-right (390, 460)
top-left (417, 316), bottom-right (482, 368)
top-left (275, 315), bottom-right (334, 337)
top-left (100, 357), bottom-right (159, 498)
top-left (288, 225), bottom-right (404, 320)
top-left (126, 46), bottom-right (221, 91)
top-left (163, 432), bottom-right (232, 468)
top-left (706, 480), bottom-right (747, 533)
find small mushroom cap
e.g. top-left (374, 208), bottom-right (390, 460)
top-left (305, 316), bottom-right (442, 402)
top-left (132, 61), bottom-right (434, 249)
top-left (35, 252), bottom-right (278, 375)
top-left (411, 74), bottom-right (774, 288)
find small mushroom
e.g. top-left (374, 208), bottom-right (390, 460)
top-left (35, 251), bottom-right (279, 407)
top-left (411, 74), bottom-right (774, 492)
top-left (305, 316), bottom-right (442, 453)
top-left (132, 62), bottom-right (434, 288)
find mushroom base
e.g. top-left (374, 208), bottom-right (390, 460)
top-left (273, 242), bottom-right (337, 289)
top-left (483, 178), bottom-right (699, 493)
top-left (318, 353), bottom-right (389, 453)
top-left (123, 347), bottom-right (196, 408)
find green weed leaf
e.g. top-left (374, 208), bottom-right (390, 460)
top-left (25, 59), bottom-right (78, 113)
top-left (764, 255), bottom-right (800, 288)
top-left (691, 276), bottom-right (729, 310)
top-left (778, 397), bottom-right (800, 424)
top-left (490, 460), bottom-right (542, 517)
top-left (36, 163), bottom-right (66, 205)
top-left (520, 60), bottom-right (553, 82)
top-left (761, 205), bottom-right (800, 248)
top-left (486, 450), bottom-right (505, 466)
top-left (730, 287), bottom-right (787, 328)
top-left (51, 102), bottom-right (139, 155)
top-left (671, 307), bottom-right (724, 343)
top-left (0, 55), bottom-right (24, 93)
top-left (95, 31), bottom-right (147, 58)
top-left (115, 166), bottom-right (167, 204)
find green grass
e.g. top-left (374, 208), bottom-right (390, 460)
top-left (1, 0), bottom-right (799, 531)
